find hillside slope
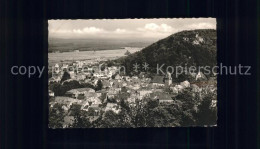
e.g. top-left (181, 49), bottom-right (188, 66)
top-left (115, 29), bottom-right (217, 76)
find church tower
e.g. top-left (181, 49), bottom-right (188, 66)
top-left (165, 72), bottom-right (172, 86)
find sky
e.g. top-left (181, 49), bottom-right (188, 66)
top-left (49, 18), bottom-right (216, 41)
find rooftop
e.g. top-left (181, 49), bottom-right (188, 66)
top-left (151, 76), bottom-right (164, 84)
top-left (66, 88), bottom-right (95, 93)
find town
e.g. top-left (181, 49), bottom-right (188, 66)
top-left (48, 59), bottom-right (217, 128)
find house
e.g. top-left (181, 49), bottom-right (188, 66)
top-left (88, 104), bottom-right (101, 116)
top-left (84, 79), bottom-right (92, 83)
top-left (107, 89), bottom-right (118, 99)
top-left (170, 85), bottom-right (185, 94)
top-left (91, 97), bottom-right (102, 105)
top-left (61, 64), bottom-right (69, 71)
top-left (122, 82), bottom-right (127, 87)
top-left (138, 90), bottom-right (152, 99)
top-left (49, 76), bottom-right (61, 83)
top-left (84, 92), bottom-right (102, 105)
top-left (151, 88), bottom-right (164, 93)
top-left (132, 76), bottom-right (138, 79)
top-left (76, 74), bottom-right (86, 80)
top-left (191, 84), bottom-right (201, 93)
top-left (131, 77), bottom-right (141, 84)
top-left (127, 96), bottom-right (137, 107)
top-left (49, 90), bottom-right (54, 97)
top-left (123, 76), bottom-right (131, 82)
top-left (211, 100), bottom-right (217, 108)
top-left (151, 76), bottom-right (165, 86)
top-left (108, 67), bottom-right (117, 75)
top-left (97, 91), bottom-right (108, 103)
top-left (192, 40), bottom-right (200, 45)
top-left (68, 68), bottom-right (75, 75)
top-left (87, 67), bottom-right (93, 72)
top-left (65, 88), bottom-right (95, 99)
top-left (132, 84), bottom-right (140, 90)
top-left (175, 85), bottom-right (185, 93)
top-left (180, 80), bottom-right (190, 88)
top-left (96, 89), bottom-right (107, 96)
top-left (77, 94), bottom-right (85, 100)
top-left (54, 63), bottom-right (59, 68)
top-left (110, 80), bottom-right (124, 88)
top-left (170, 86), bottom-right (179, 94)
top-left (196, 72), bottom-right (207, 81)
top-left (127, 97), bottom-right (136, 103)
top-left (196, 34), bottom-right (204, 43)
top-left (54, 63), bottom-right (60, 73)
top-left (49, 101), bottom-right (57, 108)
top-left (192, 34), bottom-right (204, 45)
top-left (48, 66), bottom-right (53, 73)
top-left (54, 96), bottom-right (79, 110)
top-left (93, 73), bottom-right (104, 78)
top-left (139, 72), bottom-right (146, 78)
top-left (105, 103), bottom-right (121, 114)
top-left (81, 101), bottom-right (90, 111)
top-left (114, 74), bottom-right (122, 80)
top-left (63, 116), bottom-right (75, 128)
top-left (150, 92), bottom-right (174, 103)
top-left (101, 80), bottom-right (111, 88)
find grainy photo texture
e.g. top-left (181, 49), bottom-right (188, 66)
top-left (48, 18), bottom-right (217, 128)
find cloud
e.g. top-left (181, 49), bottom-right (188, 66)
top-left (186, 22), bottom-right (216, 29)
top-left (137, 23), bottom-right (174, 33)
top-left (49, 22), bottom-right (215, 40)
top-left (49, 19), bottom-right (216, 40)
top-left (50, 27), bottom-right (104, 35)
top-left (114, 28), bottom-right (128, 34)
top-left (71, 27), bottom-right (104, 34)
top-left (82, 27), bottom-right (104, 33)
top-left (136, 23), bottom-right (176, 38)
top-left (49, 29), bottom-right (72, 34)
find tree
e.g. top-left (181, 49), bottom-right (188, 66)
top-left (121, 87), bottom-right (127, 93)
top-left (100, 64), bottom-right (106, 71)
top-left (53, 80), bottom-right (80, 96)
top-left (111, 73), bottom-right (117, 79)
top-left (98, 110), bottom-right (121, 128)
top-left (60, 71), bottom-right (71, 83)
top-left (106, 60), bottom-right (114, 67)
top-left (48, 72), bottom-right (53, 79)
top-left (50, 80), bottom-right (96, 96)
top-left (49, 104), bottom-right (65, 128)
top-left (194, 94), bottom-right (217, 126)
top-left (63, 80), bottom-right (81, 88)
top-left (175, 89), bottom-right (195, 111)
top-left (69, 104), bottom-right (91, 128)
top-left (107, 97), bottom-right (117, 103)
top-left (124, 50), bottom-right (131, 56)
top-left (149, 107), bottom-right (179, 127)
top-left (119, 99), bottom-right (130, 113)
top-left (88, 108), bottom-right (96, 117)
top-left (116, 92), bottom-right (130, 101)
top-left (80, 83), bottom-right (95, 89)
top-left (95, 80), bottom-right (103, 91)
top-left (50, 83), bottom-right (64, 96)
top-left (175, 89), bottom-right (197, 126)
top-left (180, 110), bottom-right (196, 126)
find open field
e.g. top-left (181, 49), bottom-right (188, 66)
top-left (48, 38), bottom-right (152, 53)
top-left (48, 47), bottom-right (142, 66)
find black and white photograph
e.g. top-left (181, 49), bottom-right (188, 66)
top-left (3, 0), bottom-right (260, 148)
top-left (48, 18), bottom-right (217, 128)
